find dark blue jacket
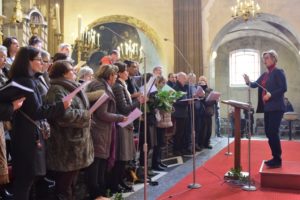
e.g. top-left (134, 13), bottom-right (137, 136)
top-left (250, 67), bottom-right (287, 113)
top-left (172, 81), bottom-right (188, 118)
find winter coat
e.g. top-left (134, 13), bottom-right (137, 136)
top-left (112, 79), bottom-right (138, 161)
top-left (45, 78), bottom-right (93, 172)
top-left (11, 77), bottom-right (65, 179)
top-left (86, 78), bottom-right (124, 159)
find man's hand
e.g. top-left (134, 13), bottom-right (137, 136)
top-left (243, 74), bottom-right (250, 84)
top-left (263, 92), bottom-right (271, 102)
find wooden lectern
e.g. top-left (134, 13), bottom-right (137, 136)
top-left (221, 100), bottom-right (251, 170)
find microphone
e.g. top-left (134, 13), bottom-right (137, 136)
top-left (99, 25), bottom-right (126, 41)
top-left (164, 38), bottom-right (193, 72)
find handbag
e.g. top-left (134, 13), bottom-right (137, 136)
top-left (19, 110), bottom-right (51, 148)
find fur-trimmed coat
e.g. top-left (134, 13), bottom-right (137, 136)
top-left (45, 78), bottom-right (93, 172)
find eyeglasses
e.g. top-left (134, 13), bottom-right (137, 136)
top-left (33, 58), bottom-right (43, 63)
top-left (42, 60), bottom-right (51, 64)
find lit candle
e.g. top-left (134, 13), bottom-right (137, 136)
top-left (0, 0), bottom-right (2, 16)
top-left (78, 15), bottom-right (82, 40)
top-left (97, 33), bottom-right (100, 47)
top-left (55, 4), bottom-right (61, 34)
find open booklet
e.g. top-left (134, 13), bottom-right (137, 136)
top-left (206, 91), bottom-right (221, 102)
top-left (89, 93), bottom-right (109, 114)
top-left (139, 76), bottom-right (157, 95)
top-left (0, 81), bottom-right (34, 102)
top-left (118, 108), bottom-right (143, 128)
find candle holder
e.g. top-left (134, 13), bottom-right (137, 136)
top-left (75, 39), bottom-right (83, 62)
top-left (55, 33), bottom-right (63, 45)
top-left (0, 15), bottom-right (7, 44)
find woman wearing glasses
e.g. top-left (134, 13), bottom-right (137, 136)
top-left (8, 47), bottom-right (71, 200)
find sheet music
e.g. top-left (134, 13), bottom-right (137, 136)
top-left (89, 93), bottom-right (109, 114)
top-left (0, 81), bottom-right (34, 93)
top-left (62, 80), bottom-right (91, 102)
top-left (118, 108), bottom-right (143, 128)
top-left (139, 76), bottom-right (156, 95)
top-left (206, 91), bottom-right (221, 102)
top-left (194, 86), bottom-right (205, 97)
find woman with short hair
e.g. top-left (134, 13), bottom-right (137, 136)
top-left (46, 60), bottom-right (94, 199)
top-left (86, 64), bottom-right (127, 199)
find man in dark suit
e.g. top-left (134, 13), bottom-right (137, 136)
top-left (172, 72), bottom-right (190, 155)
top-left (243, 49), bottom-right (287, 168)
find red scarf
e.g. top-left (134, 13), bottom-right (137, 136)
top-left (261, 64), bottom-right (276, 103)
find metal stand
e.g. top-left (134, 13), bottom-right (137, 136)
top-left (164, 38), bottom-right (201, 190)
top-left (242, 86), bottom-right (256, 191)
top-left (225, 106), bottom-right (232, 156)
top-left (187, 97), bottom-right (201, 189)
top-left (142, 55), bottom-right (149, 200)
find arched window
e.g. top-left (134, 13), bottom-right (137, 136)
top-left (229, 49), bottom-right (260, 87)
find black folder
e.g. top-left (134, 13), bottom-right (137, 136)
top-left (0, 81), bottom-right (34, 102)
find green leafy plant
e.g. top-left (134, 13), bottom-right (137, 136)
top-left (226, 167), bottom-right (248, 182)
top-left (155, 90), bottom-right (185, 112)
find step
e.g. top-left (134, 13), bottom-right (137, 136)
top-left (260, 160), bottom-right (300, 190)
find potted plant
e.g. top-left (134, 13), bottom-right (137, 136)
top-left (154, 89), bottom-right (184, 128)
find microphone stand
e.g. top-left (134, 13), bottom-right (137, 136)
top-left (103, 25), bottom-right (150, 198)
top-left (165, 38), bottom-right (201, 189)
top-left (242, 84), bottom-right (256, 191)
top-left (142, 54), bottom-right (148, 200)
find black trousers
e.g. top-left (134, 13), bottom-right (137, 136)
top-left (152, 128), bottom-right (166, 167)
top-left (174, 118), bottom-right (187, 152)
top-left (54, 170), bottom-right (79, 200)
top-left (85, 158), bottom-right (108, 198)
top-left (264, 111), bottom-right (284, 161)
top-left (14, 175), bottom-right (35, 200)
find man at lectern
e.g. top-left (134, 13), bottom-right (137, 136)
top-left (243, 49), bottom-right (287, 168)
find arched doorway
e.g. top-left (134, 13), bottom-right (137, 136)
top-left (210, 13), bottom-right (300, 117)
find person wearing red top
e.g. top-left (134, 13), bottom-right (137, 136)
top-left (99, 50), bottom-right (120, 65)
top-left (243, 49), bottom-right (287, 168)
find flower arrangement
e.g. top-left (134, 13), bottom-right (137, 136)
top-left (154, 90), bottom-right (185, 112)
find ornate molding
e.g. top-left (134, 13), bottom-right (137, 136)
top-left (88, 15), bottom-right (162, 56)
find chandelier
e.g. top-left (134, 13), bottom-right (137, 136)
top-left (231, 0), bottom-right (261, 21)
top-left (117, 40), bottom-right (143, 62)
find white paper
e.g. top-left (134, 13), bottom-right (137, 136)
top-left (206, 91), bottom-right (221, 102)
top-left (0, 81), bottom-right (34, 93)
top-left (139, 76), bottom-right (156, 95)
top-left (118, 108), bottom-right (143, 128)
top-left (62, 80), bottom-right (90, 102)
top-left (140, 85), bottom-right (157, 94)
top-left (194, 86), bottom-right (205, 97)
top-left (89, 93), bottom-right (109, 114)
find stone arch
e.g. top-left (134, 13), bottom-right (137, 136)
top-left (87, 15), bottom-right (163, 57)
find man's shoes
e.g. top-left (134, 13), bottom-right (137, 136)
top-left (181, 149), bottom-right (193, 155)
top-left (0, 188), bottom-right (13, 199)
top-left (152, 165), bottom-right (165, 171)
top-left (264, 159), bottom-right (274, 165)
top-left (120, 180), bottom-right (134, 192)
top-left (265, 159), bottom-right (282, 168)
top-left (159, 162), bottom-right (168, 168)
top-left (173, 150), bottom-right (182, 156)
top-left (195, 145), bottom-right (202, 151)
top-left (204, 145), bottom-right (213, 149)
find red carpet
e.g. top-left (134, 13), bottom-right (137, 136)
top-left (157, 140), bottom-right (300, 200)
